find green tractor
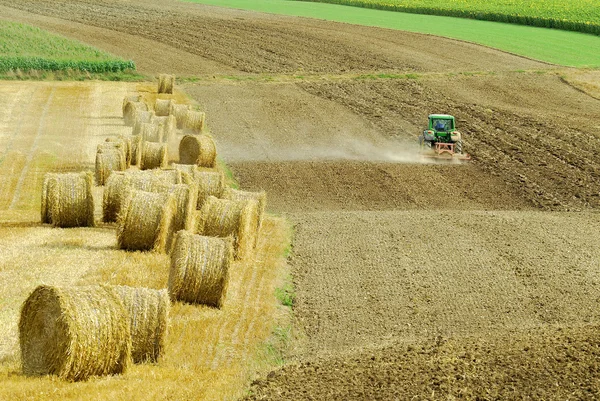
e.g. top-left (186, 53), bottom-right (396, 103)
top-left (419, 114), bottom-right (470, 160)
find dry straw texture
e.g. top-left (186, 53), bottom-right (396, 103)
top-left (140, 142), bottom-right (168, 170)
top-left (169, 103), bottom-right (191, 129)
top-left (154, 99), bottom-right (173, 117)
top-left (95, 146), bottom-right (126, 186)
top-left (42, 172), bottom-right (95, 227)
top-left (183, 110), bottom-right (206, 133)
top-left (223, 188), bottom-right (267, 241)
top-left (141, 122), bottom-right (162, 143)
top-left (130, 134), bottom-right (143, 166)
top-left (158, 74), bottom-right (175, 94)
top-left (132, 110), bottom-right (155, 136)
top-left (122, 94), bottom-right (141, 116)
top-left (179, 135), bottom-right (217, 167)
top-left (195, 196), bottom-right (259, 260)
top-left (117, 189), bottom-right (177, 253)
top-left (113, 286), bottom-right (170, 364)
top-left (19, 285), bottom-right (131, 382)
top-left (193, 170), bottom-right (225, 209)
top-left (105, 137), bottom-right (131, 168)
top-left (123, 101), bottom-right (148, 127)
top-left (151, 115), bottom-right (177, 145)
top-left (168, 230), bottom-right (233, 308)
top-left (103, 169), bottom-right (185, 222)
top-left (171, 163), bottom-right (198, 177)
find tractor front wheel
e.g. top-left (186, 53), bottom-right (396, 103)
top-left (419, 135), bottom-right (432, 149)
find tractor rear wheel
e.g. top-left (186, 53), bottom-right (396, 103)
top-left (455, 140), bottom-right (463, 154)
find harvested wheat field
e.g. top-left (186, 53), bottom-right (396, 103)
top-left (1, 0), bottom-right (600, 399)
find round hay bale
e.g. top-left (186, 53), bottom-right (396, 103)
top-left (195, 196), bottom-right (258, 260)
top-left (158, 74), bottom-right (175, 94)
top-left (171, 163), bottom-right (198, 177)
top-left (193, 170), bottom-right (225, 209)
top-left (140, 122), bottom-right (162, 143)
top-left (132, 110), bottom-right (155, 136)
top-left (151, 115), bottom-right (177, 145)
top-left (123, 101), bottom-right (148, 127)
top-left (182, 110), bottom-right (205, 133)
top-left (130, 134), bottom-right (143, 166)
top-left (19, 285), bottom-right (131, 381)
top-left (105, 137), bottom-right (131, 168)
top-left (169, 103), bottom-right (191, 129)
top-left (117, 189), bottom-right (177, 253)
top-left (179, 135), bottom-right (216, 167)
top-left (168, 230), bottom-right (233, 308)
top-left (113, 286), bottom-right (170, 364)
top-left (154, 99), bottom-right (173, 117)
top-left (122, 95), bottom-right (141, 116)
top-left (103, 169), bottom-right (185, 223)
top-left (95, 146), bottom-right (126, 186)
top-left (43, 172), bottom-right (95, 228)
top-left (140, 142), bottom-right (168, 170)
top-left (223, 188), bottom-right (267, 243)
top-left (40, 173), bottom-right (59, 224)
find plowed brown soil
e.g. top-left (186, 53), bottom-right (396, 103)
top-left (1, 1), bottom-right (600, 399)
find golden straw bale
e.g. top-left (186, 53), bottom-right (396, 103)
top-left (195, 196), bottom-right (259, 260)
top-left (105, 137), bottom-right (131, 168)
top-left (169, 103), bottom-right (191, 129)
top-left (179, 134), bottom-right (217, 167)
top-left (123, 101), bottom-right (148, 127)
top-left (171, 163), bottom-right (198, 177)
top-left (140, 122), bottom-right (162, 143)
top-left (193, 170), bottom-right (225, 209)
top-left (157, 183), bottom-right (198, 235)
top-left (42, 172), bottom-right (95, 227)
top-left (182, 110), bottom-right (206, 133)
top-left (168, 230), bottom-right (233, 308)
top-left (117, 189), bottom-right (177, 253)
top-left (154, 99), bottom-right (173, 117)
top-left (95, 146), bottom-right (126, 186)
top-left (113, 286), bottom-right (170, 364)
top-left (103, 169), bottom-right (185, 222)
top-left (151, 115), bottom-right (177, 145)
top-left (122, 95), bottom-right (141, 116)
top-left (140, 142), bottom-right (168, 170)
top-left (19, 285), bottom-right (131, 382)
top-left (223, 188), bottom-right (267, 242)
top-left (158, 74), bottom-right (175, 94)
top-left (132, 110), bottom-right (155, 136)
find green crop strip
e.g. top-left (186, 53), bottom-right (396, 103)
top-left (0, 21), bottom-right (135, 73)
top-left (293, 0), bottom-right (600, 36)
top-left (183, 0), bottom-right (600, 67)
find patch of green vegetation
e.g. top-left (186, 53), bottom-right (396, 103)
top-left (217, 158), bottom-right (239, 189)
top-left (0, 69), bottom-right (144, 81)
top-left (184, 0), bottom-right (600, 67)
top-left (275, 280), bottom-right (295, 307)
top-left (293, 0), bottom-right (600, 36)
top-left (0, 21), bottom-right (135, 74)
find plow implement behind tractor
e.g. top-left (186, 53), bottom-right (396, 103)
top-left (419, 114), bottom-right (471, 161)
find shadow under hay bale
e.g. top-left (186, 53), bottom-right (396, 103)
top-left (154, 99), bottom-right (173, 117)
top-left (132, 110), bottom-right (155, 136)
top-left (123, 101), bottom-right (148, 127)
top-left (117, 189), bottom-right (177, 253)
top-left (195, 196), bottom-right (258, 260)
top-left (42, 172), bottom-right (95, 227)
top-left (223, 188), bottom-right (267, 244)
top-left (168, 230), bottom-right (233, 308)
top-left (113, 286), bottom-right (170, 364)
top-left (158, 74), bottom-right (175, 94)
top-left (95, 145), bottom-right (126, 186)
top-left (169, 103), bottom-right (190, 129)
top-left (182, 110), bottom-right (206, 133)
top-left (140, 142), bottom-right (168, 170)
top-left (103, 169), bottom-right (187, 223)
top-left (179, 134), bottom-right (216, 167)
top-left (19, 285), bottom-right (131, 382)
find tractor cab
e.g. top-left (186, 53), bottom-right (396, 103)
top-left (419, 114), bottom-right (470, 160)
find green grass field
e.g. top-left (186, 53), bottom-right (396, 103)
top-left (185, 0), bottom-right (600, 68)
top-left (294, 0), bottom-right (600, 36)
top-left (0, 21), bottom-right (135, 73)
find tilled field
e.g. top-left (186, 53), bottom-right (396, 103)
top-left (1, 0), bottom-right (600, 399)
